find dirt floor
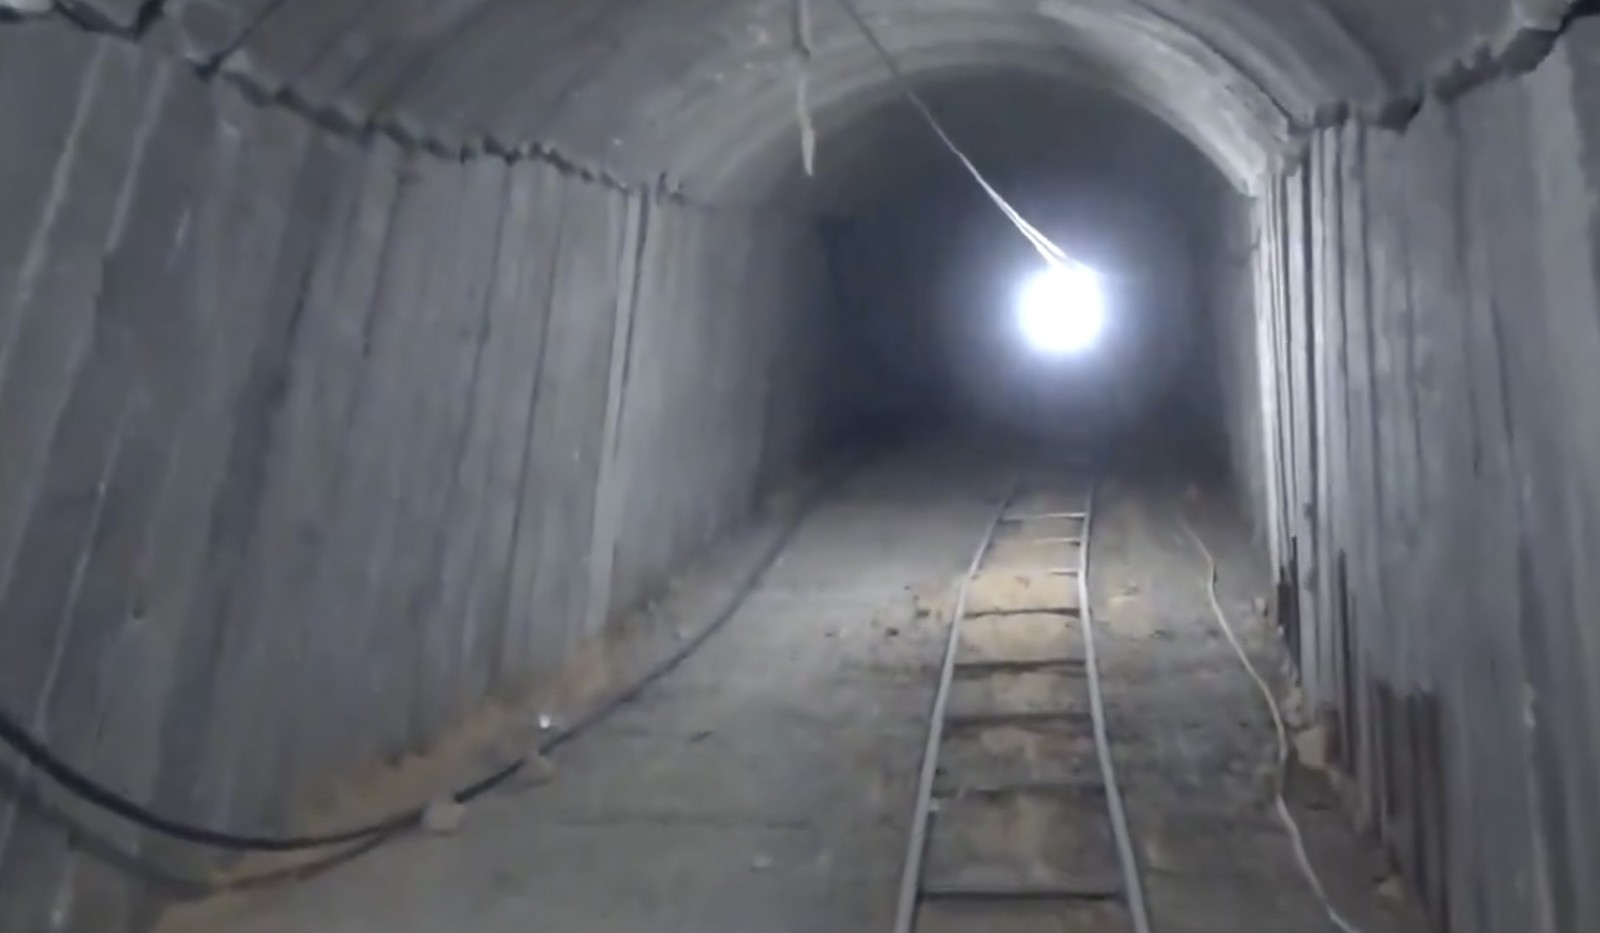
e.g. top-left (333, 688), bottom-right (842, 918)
top-left (1089, 474), bottom-right (1424, 933)
top-left (157, 442), bottom-right (1426, 933)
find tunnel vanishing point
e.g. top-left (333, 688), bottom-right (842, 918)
top-left (1, 0), bottom-right (1598, 932)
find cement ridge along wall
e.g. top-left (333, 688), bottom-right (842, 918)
top-left (0, 18), bottom-right (852, 932)
top-left (2, 1), bottom-right (1588, 202)
top-left (1280, 3), bottom-right (1596, 154)
top-left (2, 1), bottom-right (722, 201)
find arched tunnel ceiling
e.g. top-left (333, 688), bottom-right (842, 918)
top-left (767, 71), bottom-right (1230, 212)
top-left (666, 10), bottom-right (1299, 199)
top-left (48, 0), bottom-right (1568, 198)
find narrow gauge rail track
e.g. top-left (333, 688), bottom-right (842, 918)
top-left (892, 478), bottom-right (1151, 933)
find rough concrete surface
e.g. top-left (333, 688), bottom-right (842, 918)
top-left (1241, 24), bottom-right (1600, 933)
top-left (1090, 476), bottom-right (1422, 933)
top-left (153, 447), bottom-right (1419, 933)
top-left (0, 21), bottom-right (848, 932)
top-left (4, 6), bottom-right (1600, 933)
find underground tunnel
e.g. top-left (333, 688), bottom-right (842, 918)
top-left (1, 1), bottom-right (1599, 932)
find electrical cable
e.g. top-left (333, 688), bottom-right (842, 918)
top-left (1178, 514), bottom-right (1366, 933)
top-left (0, 460), bottom-right (847, 856)
top-left (830, 0), bottom-right (1087, 274)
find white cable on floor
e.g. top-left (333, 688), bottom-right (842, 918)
top-left (1177, 515), bottom-right (1366, 933)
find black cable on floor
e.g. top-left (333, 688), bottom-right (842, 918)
top-left (0, 709), bottom-right (430, 851)
top-left (0, 459), bottom-right (848, 856)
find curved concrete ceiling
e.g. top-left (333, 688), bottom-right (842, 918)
top-left (757, 70), bottom-right (1229, 212)
top-left (46, 0), bottom-right (1570, 197)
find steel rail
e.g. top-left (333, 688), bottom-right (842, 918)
top-left (890, 480), bottom-right (1018, 933)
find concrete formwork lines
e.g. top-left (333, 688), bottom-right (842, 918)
top-left (1297, 151), bottom-right (1328, 711)
top-left (499, 169), bottom-right (569, 692)
top-left (362, 157), bottom-right (479, 757)
top-left (184, 125), bottom-right (348, 833)
top-left (584, 190), bottom-right (646, 641)
top-left (1391, 105), bottom-right (1464, 931)
top-left (427, 157), bottom-right (517, 724)
top-left (0, 52), bottom-right (195, 771)
top-left (0, 33), bottom-right (148, 701)
top-left (1331, 121), bottom-right (1375, 833)
top-left (1253, 28), bottom-right (1600, 928)
top-left (1410, 99), bottom-right (1488, 933)
top-left (283, 152), bottom-right (430, 771)
top-left (1358, 125), bottom-right (1411, 852)
top-left (0, 32), bottom-right (141, 650)
top-left (0, 27), bottom-right (99, 398)
top-left (208, 129), bottom-right (383, 814)
top-left (1312, 131), bottom-right (1349, 751)
top-left (1449, 84), bottom-right (1564, 933)
top-left (517, 178), bottom-right (625, 675)
top-left (480, 162), bottom-right (564, 696)
top-left (1266, 179), bottom-right (1294, 580)
top-left (1466, 76), bottom-right (1600, 933)
top-left (1287, 161), bottom-right (1322, 704)
top-left (388, 158), bottom-right (494, 726)
top-left (648, 208), bottom-right (699, 588)
top-left (0, 373), bottom-right (133, 933)
top-left (1475, 96), bottom-right (1573, 933)
top-left (0, 54), bottom-right (222, 926)
top-left (608, 200), bottom-right (682, 615)
top-left (28, 76), bottom-right (258, 933)
top-left (1260, 179), bottom-right (1293, 607)
top-left (448, 159), bottom-right (555, 708)
top-left (1524, 42), bottom-right (1600, 928)
top-left (1442, 97), bottom-right (1532, 933)
top-left (1249, 190), bottom-right (1280, 572)
top-left (0, 20), bottom-right (96, 362)
top-left (1310, 133), bottom-right (1341, 720)
top-left (140, 101), bottom-right (312, 851)
top-left (404, 156), bottom-right (513, 743)
top-left (261, 140), bottom-right (407, 793)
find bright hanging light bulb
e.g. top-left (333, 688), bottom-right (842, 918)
top-left (1016, 262), bottom-right (1106, 356)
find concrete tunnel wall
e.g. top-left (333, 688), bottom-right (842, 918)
top-left (1237, 20), bottom-right (1600, 933)
top-left (4, 2), bottom-right (1600, 933)
top-left (0, 19), bottom-right (850, 931)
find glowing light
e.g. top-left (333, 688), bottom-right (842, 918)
top-left (1016, 262), bottom-right (1105, 355)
